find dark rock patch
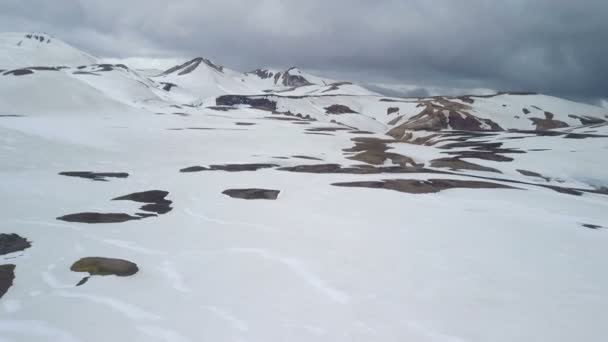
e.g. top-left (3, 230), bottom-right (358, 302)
top-left (58, 213), bottom-right (142, 224)
top-left (344, 137), bottom-right (419, 167)
top-left (0, 234), bottom-right (31, 256)
top-left (247, 69), bottom-right (274, 79)
top-left (568, 115), bottom-right (606, 126)
top-left (206, 106), bottom-right (235, 112)
top-left (325, 105), bottom-right (359, 115)
top-left (0, 264), bottom-right (16, 299)
top-left (113, 190), bottom-right (173, 215)
top-left (582, 224), bottom-right (604, 230)
top-left (160, 82), bottom-right (177, 91)
top-left (348, 130), bottom-right (374, 134)
top-left (71, 257), bottom-right (138, 285)
top-left (306, 127), bottom-right (351, 132)
top-left (430, 158), bottom-right (501, 173)
top-left (387, 107), bottom-right (400, 115)
top-left (216, 95), bottom-right (277, 111)
top-left (72, 71), bottom-right (100, 76)
top-left (441, 151), bottom-right (515, 162)
top-left (517, 169), bottom-right (551, 181)
top-left (292, 155), bottom-right (323, 161)
top-left (530, 112), bottom-right (569, 130)
top-left (279, 163), bottom-right (440, 175)
top-left (522, 108), bottom-right (531, 115)
top-left (305, 132), bottom-right (334, 136)
top-left (265, 116), bottom-right (307, 122)
top-left (222, 189), bottom-right (280, 200)
top-left (332, 178), bottom-right (518, 194)
top-left (4, 69), bottom-right (34, 76)
top-left (0, 114), bottom-right (24, 118)
top-left (235, 122), bottom-right (256, 126)
top-left (161, 57), bottom-right (223, 75)
top-left (59, 171), bottom-right (129, 182)
top-left (180, 164), bottom-right (278, 173)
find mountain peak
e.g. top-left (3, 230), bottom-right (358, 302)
top-left (161, 57), bottom-right (224, 76)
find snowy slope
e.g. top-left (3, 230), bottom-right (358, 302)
top-left (0, 32), bottom-right (96, 69)
top-left (1, 33), bottom-right (608, 342)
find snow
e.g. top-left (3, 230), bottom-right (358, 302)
top-left (1, 32), bottom-right (608, 342)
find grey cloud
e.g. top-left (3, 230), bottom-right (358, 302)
top-left (1, 0), bottom-right (607, 103)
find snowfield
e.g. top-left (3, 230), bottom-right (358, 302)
top-left (1, 32), bottom-right (608, 342)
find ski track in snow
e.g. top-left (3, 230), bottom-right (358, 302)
top-left (202, 305), bottom-right (250, 332)
top-left (158, 261), bottom-right (191, 293)
top-left (53, 291), bottom-right (161, 321)
top-left (226, 248), bottom-right (351, 304)
top-left (137, 326), bottom-right (193, 342)
top-left (0, 320), bottom-right (81, 342)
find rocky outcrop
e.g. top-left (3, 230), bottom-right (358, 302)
top-left (332, 178), bottom-right (518, 194)
top-left (216, 95), bottom-right (277, 111)
top-left (59, 171), bottom-right (129, 182)
top-left (388, 100), bottom-right (502, 139)
top-left (325, 105), bottom-right (359, 115)
top-left (530, 112), bottom-right (569, 130)
top-left (0, 234), bottom-right (31, 256)
top-left (222, 189), bottom-right (280, 200)
top-left (0, 264), bottom-right (16, 299)
top-left (71, 257), bottom-right (139, 285)
top-left (161, 57), bottom-right (224, 76)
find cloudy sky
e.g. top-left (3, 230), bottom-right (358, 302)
top-left (1, 0), bottom-right (607, 104)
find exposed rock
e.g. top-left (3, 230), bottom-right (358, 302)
top-left (0, 264), bottom-right (16, 299)
top-left (430, 158), bottom-right (501, 173)
top-left (113, 190), bottom-right (173, 215)
top-left (522, 108), bottom-right (531, 115)
top-left (274, 68), bottom-right (312, 87)
top-left (0, 234), bottom-right (31, 256)
top-left (517, 169), bottom-right (551, 181)
top-left (222, 189), bottom-right (280, 200)
top-left (71, 257), bottom-right (138, 280)
top-left (279, 163), bottom-right (439, 175)
top-left (160, 82), bottom-right (177, 91)
top-left (322, 82), bottom-right (353, 93)
top-left (530, 112), bottom-right (569, 130)
top-left (235, 122), bottom-right (256, 126)
top-left (568, 115), bottom-right (606, 125)
top-left (181, 164), bottom-right (278, 173)
top-left (306, 127), bottom-right (351, 132)
top-left (387, 107), bottom-right (400, 115)
top-left (332, 178), bottom-right (518, 194)
top-left (344, 137), bottom-right (419, 167)
top-left (247, 69), bottom-right (274, 79)
top-left (4, 69), bottom-right (34, 76)
top-left (325, 105), bottom-right (359, 115)
top-left (162, 57), bottom-right (223, 75)
top-left (59, 171), bottom-right (129, 182)
top-left (57, 213), bottom-right (142, 224)
top-left (582, 224), bottom-right (604, 230)
top-left (216, 95), bottom-right (277, 111)
top-left (388, 102), bottom-right (502, 139)
top-left (292, 155), bottom-right (323, 161)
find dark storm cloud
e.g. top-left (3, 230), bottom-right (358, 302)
top-left (1, 0), bottom-right (607, 102)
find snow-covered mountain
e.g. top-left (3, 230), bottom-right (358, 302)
top-left (1, 32), bottom-right (608, 342)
